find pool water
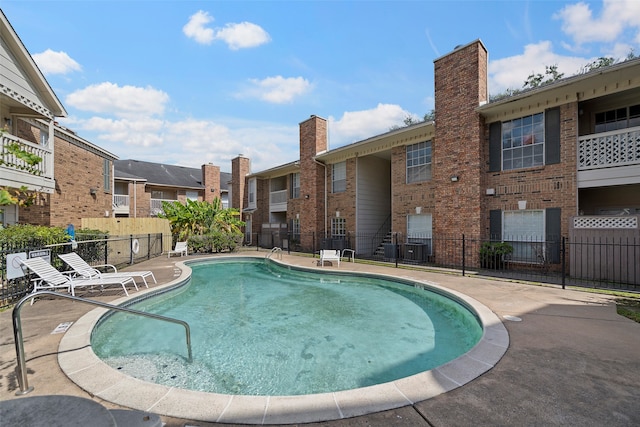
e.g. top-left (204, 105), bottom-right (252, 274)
top-left (91, 259), bottom-right (483, 396)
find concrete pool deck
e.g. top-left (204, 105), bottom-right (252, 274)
top-left (1, 251), bottom-right (639, 426)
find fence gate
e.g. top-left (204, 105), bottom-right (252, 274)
top-left (569, 215), bottom-right (640, 285)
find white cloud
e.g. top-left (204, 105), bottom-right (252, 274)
top-left (183, 10), bottom-right (215, 45)
top-left (65, 82), bottom-right (169, 118)
top-left (32, 49), bottom-right (81, 75)
top-left (215, 22), bottom-right (271, 50)
top-left (554, 0), bottom-right (640, 46)
top-left (488, 41), bottom-right (588, 93)
top-left (242, 76), bottom-right (312, 104)
top-left (59, 114), bottom-right (298, 171)
top-left (329, 104), bottom-right (413, 147)
top-left (183, 11), bottom-right (270, 49)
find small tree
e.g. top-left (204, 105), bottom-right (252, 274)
top-left (523, 65), bottom-right (564, 89)
top-left (159, 198), bottom-right (244, 251)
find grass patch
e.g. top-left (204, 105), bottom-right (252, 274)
top-left (617, 298), bottom-right (640, 323)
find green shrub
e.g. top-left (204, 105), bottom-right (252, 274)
top-left (187, 232), bottom-right (243, 254)
top-left (479, 242), bottom-right (513, 269)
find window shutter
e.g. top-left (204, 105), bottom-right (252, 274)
top-left (489, 210), bottom-right (502, 240)
top-left (489, 122), bottom-right (502, 172)
top-left (545, 208), bottom-right (561, 263)
top-left (545, 107), bottom-right (560, 165)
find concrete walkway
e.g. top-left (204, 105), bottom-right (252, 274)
top-left (1, 251), bottom-right (639, 426)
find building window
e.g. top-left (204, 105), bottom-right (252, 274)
top-left (186, 190), bottom-right (199, 201)
top-left (406, 140), bottom-right (432, 183)
top-left (502, 113), bottom-right (544, 171)
top-left (291, 218), bottom-right (300, 242)
top-left (290, 173), bottom-right (300, 199)
top-left (331, 217), bottom-right (346, 237)
top-left (103, 159), bottom-right (111, 192)
top-left (595, 104), bottom-right (640, 133)
top-left (503, 210), bottom-right (545, 263)
top-left (151, 190), bottom-right (176, 200)
top-left (332, 162), bottom-right (346, 193)
top-left (248, 178), bottom-right (256, 208)
top-left (40, 130), bottom-right (49, 146)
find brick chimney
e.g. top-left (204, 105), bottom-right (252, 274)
top-left (202, 163), bottom-right (220, 203)
top-left (231, 155), bottom-right (251, 211)
top-left (433, 40), bottom-right (488, 240)
top-left (299, 115), bottom-right (328, 246)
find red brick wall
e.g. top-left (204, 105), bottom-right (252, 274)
top-left (326, 158), bottom-right (357, 236)
top-left (390, 146), bottom-right (436, 234)
top-left (483, 102), bottom-right (578, 237)
top-left (20, 127), bottom-right (112, 228)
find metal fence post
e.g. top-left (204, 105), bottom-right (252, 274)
top-left (462, 234), bottom-right (466, 277)
top-left (561, 236), bottom-right (566, 289)
top-left (129, 235), bottom-right (134, 265)
top-left (394, 232), bottom-right (399, 268)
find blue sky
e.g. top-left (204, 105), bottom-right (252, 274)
top-left (2, 0), bottom-right (639, 173)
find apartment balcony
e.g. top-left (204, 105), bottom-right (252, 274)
top-left (0, 132), bottom-right (55, 193)
top-left (577, 126), bottom-right (640, 188)
top-left (269, 189), bottom-right (288, 212)
top-left (150, 198), bottom-right (178, 216)
top-left (112, 194), bottom-right (130, 215)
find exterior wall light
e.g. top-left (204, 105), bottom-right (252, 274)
top-left (450, 175), bottom-right (459, 182)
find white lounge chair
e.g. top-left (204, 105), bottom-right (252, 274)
top-left (19, 257), bottom-right (138, 299)
top-left (319, 249), bottom-right (341, 267)
top-left (59, 252), bottom-right (156, 288)
top-left (168, 241), bottom-right (188, 258)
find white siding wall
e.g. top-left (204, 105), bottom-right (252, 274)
top-left (0, 37), bottom-right (48, 115)
top-left (356, 156), bottom-right (391, 253)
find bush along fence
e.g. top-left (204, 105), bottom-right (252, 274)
top-left (0, 233), bottom-right (164, 309)
top-left (248, 231), bottom-right (639, 292)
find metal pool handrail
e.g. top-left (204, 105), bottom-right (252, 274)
top-left (12, 290), bottom-right (192, 396)
top-left (266, 247), bottom-right (282, 260)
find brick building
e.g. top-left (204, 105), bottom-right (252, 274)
top-left (112, 159), bottom-right (235, 218)
top-left (244, 40), bottom-right (640, 269)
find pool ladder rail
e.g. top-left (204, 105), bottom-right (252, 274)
top-left (11, 290), bottom-right (193, 396)
top-left (266, 247), bottom-right (282, 260)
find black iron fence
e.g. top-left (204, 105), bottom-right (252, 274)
top-left (249, 231), bottom-right (640, 292)
top-left (1, 234), bottom-right (164, 309)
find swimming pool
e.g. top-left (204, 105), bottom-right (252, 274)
top-left (91, 258), bottom-right (483, 396)
top-left (59, 255), bottom-right (509, 424)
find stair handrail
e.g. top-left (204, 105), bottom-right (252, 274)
top-left (371, 215), bottom-right (392, 253)
top-left (12, 290), bottom-right (192, 396)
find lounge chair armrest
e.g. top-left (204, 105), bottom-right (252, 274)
top-left (93, 263), bottom-right (118, 273)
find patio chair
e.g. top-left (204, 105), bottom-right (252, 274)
top-left (58, 252), bottom-right (156, 288)
top-left (319, 249), bottom-right (341, 267)
top-left (19, 257), bottom-right (138, 301)
top-left (168, 241), bottom-right (188, 258)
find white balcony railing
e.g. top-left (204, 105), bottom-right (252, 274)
top-left (150, 198), bottom-right (178, 215)
top-left (270, 189), bottom-right (288, 204)
top-left (269, 189), bottom-right (288, 212)
top-left (0, 132), bottom-right (54, 192)
top-left (112, 194), bottom-right (130, 214)
top-left (113, 194), bottom-right (130, 207)
top-left (578, 126), bottom-right (640, 170)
